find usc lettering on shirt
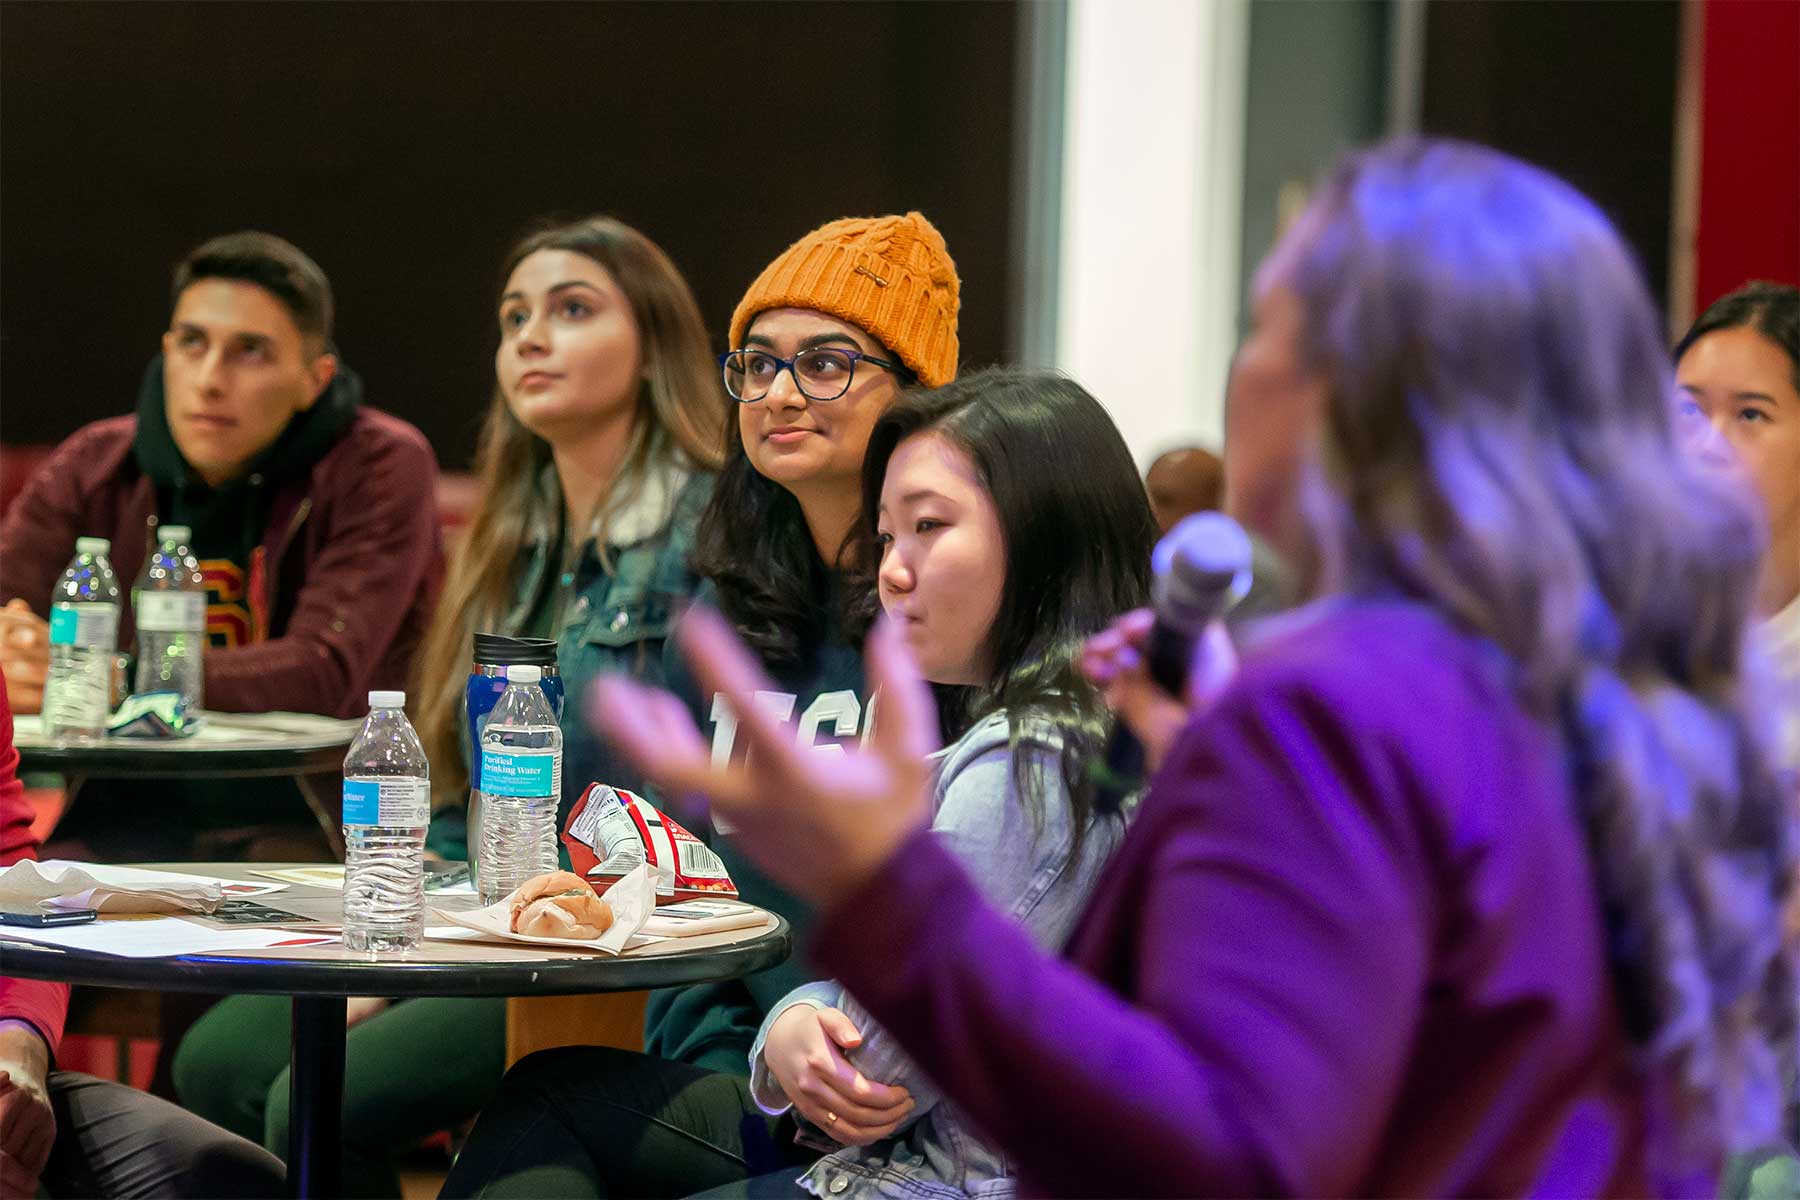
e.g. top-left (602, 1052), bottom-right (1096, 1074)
top-left (197, 558), bottom-right (251, 648)
top-left (706, 689), bottom-right (878, 765)
top-left (704, 690), bottom-right (878, 835)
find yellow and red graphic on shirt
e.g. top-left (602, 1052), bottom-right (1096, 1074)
top-left (197, 559), bottom-right (251, 648)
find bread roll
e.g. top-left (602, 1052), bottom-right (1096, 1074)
top-left (508, 871), bottom-right (614, 939)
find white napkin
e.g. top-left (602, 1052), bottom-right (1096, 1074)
top-left (428, 863), bottom-right (656, 955)
top-left (0, 860), bottom-right (224, 914)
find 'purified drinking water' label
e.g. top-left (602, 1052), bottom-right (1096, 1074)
top-left (479, 748), bottom-right (560, 798)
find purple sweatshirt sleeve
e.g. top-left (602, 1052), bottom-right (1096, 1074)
top-left (810, 680), bottom-right (1438, 1197)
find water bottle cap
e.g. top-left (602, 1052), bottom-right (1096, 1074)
top-left (505, 664), bottom-right (542, 684)
top-left (158, 525), bottom-right (192, 545)
top-left (368, 690), bottom-right (406, 709)
top-left (76, 537), bottom-right (111, 556)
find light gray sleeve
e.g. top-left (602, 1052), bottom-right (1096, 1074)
top-left (840, 738), bottom-right (1079, 1128)
top-left (747, 979), bottom-right (844, 1114)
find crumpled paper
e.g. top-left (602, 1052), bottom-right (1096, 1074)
top-left (428, 862), bottom-right (656, 955)
top-left (0, 860), bottom-right (224, 913)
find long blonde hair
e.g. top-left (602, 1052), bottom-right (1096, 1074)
top-left (1289, 141), bottom-right (1796, 1171)
top-left (414, 217), bottom-right (725, 803)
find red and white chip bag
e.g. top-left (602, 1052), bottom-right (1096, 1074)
top-left (561, 783), bottom-right (738, 904)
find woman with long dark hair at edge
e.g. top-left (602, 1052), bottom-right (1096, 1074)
top-left (1675, 279), bottom-right (1800, 1199)
top-left (441, 213), bottom-right (968, 1197)
top-left (595, 140), bottom-right (1799, 1196)
top-left (175, 216), bottom-right (726, 1197)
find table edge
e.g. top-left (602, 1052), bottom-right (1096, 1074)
top-left (0, 917), bottom-right (793, 997)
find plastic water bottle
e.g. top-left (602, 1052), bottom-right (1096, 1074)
top-left (133, 524), bottom-right (206, 709)
top-left (342, 691), bottom-right (431, 952)
top-left (42, 537), bottom-right (122, 739)
top-left (474, 664), bottom-right (562, 905)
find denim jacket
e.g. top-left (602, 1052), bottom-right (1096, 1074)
top-left (503, 457), bottom-right (713, 818)
top-left (749, 709), bottom-right (1129, 1199)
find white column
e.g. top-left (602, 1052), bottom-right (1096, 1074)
top-left (1054, 0), bottom-right (1249, 466)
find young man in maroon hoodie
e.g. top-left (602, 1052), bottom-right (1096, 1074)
top-left (0, 232), bottom-right (443, 857)
top-left (0, 231), bottom-right (442, 721)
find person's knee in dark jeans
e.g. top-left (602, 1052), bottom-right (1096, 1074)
top-left (42, 1072), bottom-right (285, 1198)
top-left (442, 1045), bottom-right (813, 1199)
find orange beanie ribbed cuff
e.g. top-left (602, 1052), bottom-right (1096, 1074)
top-left (728, 211), bottom-right (962, 389)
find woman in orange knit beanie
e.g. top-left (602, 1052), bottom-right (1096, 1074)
top-left (442, 213), bottom-right (961, 1200)
top-left (694, 210), bottom-right (961, 664)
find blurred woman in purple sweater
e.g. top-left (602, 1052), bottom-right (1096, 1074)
top-left (593, 140), bottom-right (1798, 1196)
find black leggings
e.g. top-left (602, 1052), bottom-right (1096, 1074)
top-left (42, 1071), bottom-right (285, 1198)
top-left (440, 1046), bottom-right (816, 1199)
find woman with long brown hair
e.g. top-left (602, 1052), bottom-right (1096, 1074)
top-left (174, 216), bottom-right (725, 1197)
top-left (595, 140), bottom-right (1798, 1194)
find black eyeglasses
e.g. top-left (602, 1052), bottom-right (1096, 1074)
top-left (720, 347), bottom-right (901, 403)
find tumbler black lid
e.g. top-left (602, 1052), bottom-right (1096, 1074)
top-left (472, 633), bottom-right (559, 667)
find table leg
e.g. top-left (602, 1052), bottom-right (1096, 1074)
top-left (287, 996), bottom-right (346, 1199)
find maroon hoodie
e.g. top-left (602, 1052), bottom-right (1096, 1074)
top-left (812, 600), bottom-right (1667, 1196)
top-left (0, 398), bottom-right (442, 719)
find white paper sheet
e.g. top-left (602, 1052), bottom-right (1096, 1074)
top-left (0, 915), bottom-right (337, 958)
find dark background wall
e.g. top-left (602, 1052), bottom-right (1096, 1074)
top-left (1421, 0), bottom-right (1682, 305)
top-left (0, 1), bottom-right (1019, 467)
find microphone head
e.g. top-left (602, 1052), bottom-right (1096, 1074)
top-left (1151, 511), bottom-right (1254, 634)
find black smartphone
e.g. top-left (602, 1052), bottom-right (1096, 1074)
top-left (0, 906), bottom-right (99, 927)
top-left (425, 864), bottom-right (471, 892)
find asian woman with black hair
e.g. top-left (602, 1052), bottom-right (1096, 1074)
top-left (740, 368), bottom-right (1156, 1198)
top-left (1676, 281), bottom-right (1800, 769)
top-left (1675, 281), bottom-right (1800, 1198)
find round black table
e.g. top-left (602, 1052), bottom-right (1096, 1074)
top-left (12, 712), bottom-right (360, 854)
top-left (0, 863), bottom-right (793, 1198)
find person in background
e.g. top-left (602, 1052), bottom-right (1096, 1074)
top-left (1145, 442), bottom-right (1298, 623)
top-left (0, 232), bottom-right (444, 861)
top-left (173, 216), bottom-right (726, 1198)
top-left (0, 687), bottom-right (287, 1197)
top-left (0, 231), bottom-right (442, 721)
top-left (594, 140), bottom-right (1797, 1195)
top-left (1675, 279), bottom-right (1800, 1199)
top-left (1675, 281), bottom-right (1800, 763)
top-left (1144, 444), bottom-right (1224, 534)
top-left (439, 211), bottom-right (960, 1197)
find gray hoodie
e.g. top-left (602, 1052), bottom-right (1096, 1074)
top-left (749, 708), bottom-right (1129, 1199)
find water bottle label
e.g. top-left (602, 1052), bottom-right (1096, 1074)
top-left (479, 749), bottom-right (558, 798)
top-left (342, 778), bottom-right (430, 827)
top-left (137, 592), bottom-right (205, 632)
top-left (49, 602), bottom-right (118, 648)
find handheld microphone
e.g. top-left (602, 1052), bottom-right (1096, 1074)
top-left (1094, 511), bottom-right (1253, 808)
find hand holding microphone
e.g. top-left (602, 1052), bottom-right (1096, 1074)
top-left (1084, 512), bottom-right (1252, 801)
